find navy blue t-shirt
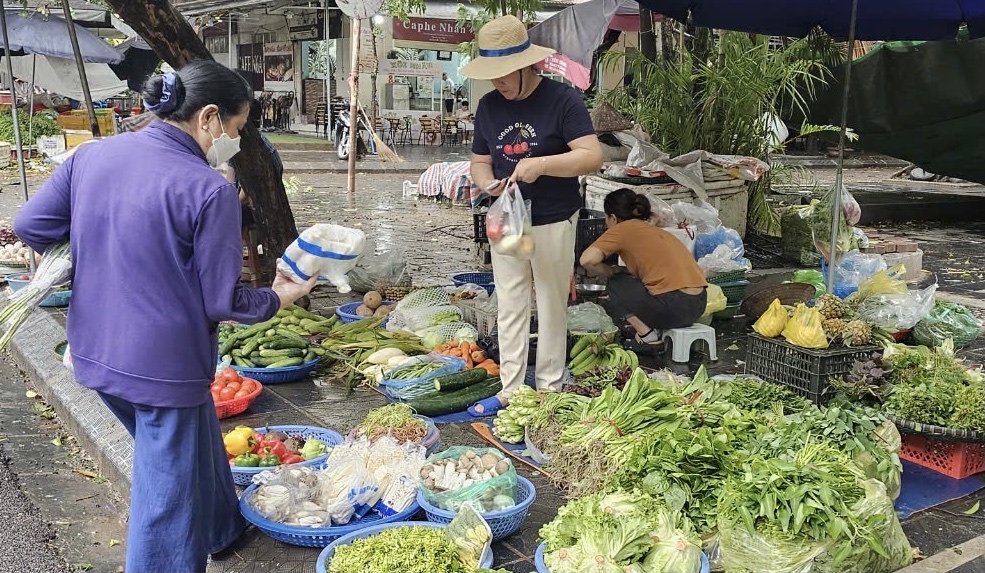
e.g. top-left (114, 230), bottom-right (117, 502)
top-left (472, 78), bottom-right (595, 226)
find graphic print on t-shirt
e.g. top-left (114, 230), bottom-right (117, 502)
top-left (496, 122), bottom-right (538, 163)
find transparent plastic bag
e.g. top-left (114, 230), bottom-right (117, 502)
top-left (0, 242), bottom-right (72, 351)
top-left (363, 436), bottom-right (426, 516)
top-left (348, 250), bottom-right (410, 293)
top-left (810, 192), bottom-right (857, 262)
top-left (382, 353), bottom-right (465, 400)
top-left (848, 264), bottom-right (907, 304)
top-left (277, 224), bottom-right (366, 294)
top-left (449, 283), bottom-right (490, 304)
top-left (416, 322), bottom-right (479, 348)
top-left (487, 183), bottom-right (535, 260)
top-left (671, 200), bottom-right (722, 235)
top-left (320, 444), bottom-right (381, 523)
top-left (419, 447), bottom-right (518, 513)
top-left (828, 480), bottom-right (911, 573)
top-left (718, 515), bottom-right (831, 573)
top-left (446, 505), bottom-right (494, 570)
top-left (913, 301), bottom-right (983, 348)
top-left (781, 202), bottom-right (822, 266)
top-left (694, 226), bottom-right (744, 261)
top-left (857, 284), bottom-right (938, 332)
top-left (566, 302), bottom-right (617, 334)
top-left (841, 187), bottom-right (862, 226)
top-left (834, 251), bottom-right (888, 292)
top-left (647, 195), bottom-right (677, 227)
top-left (698, 244), bottom-right (750, 275)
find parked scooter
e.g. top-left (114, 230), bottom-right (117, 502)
top-left (333, 105), bottom-right (374, 161)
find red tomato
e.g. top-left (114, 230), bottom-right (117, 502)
top-left (503, 144), bottom-right (514, 156)
top-left (211, 391), bottom-right (221, 403)
top-left (218, 387), bottom-right (236, 401)
top-left (233, 388), bottom-right (250, 399)
top-left (210, 382), bottom-right (225, 393)
top-left (225, 380), bottom-right (241, 392)
top-left (221, 368), bottom-right (240, 383)
top-left (240, 380), bottom-right (256, 394)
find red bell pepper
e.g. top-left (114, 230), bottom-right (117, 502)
top-left (281, 454), bottom-right (304, 465)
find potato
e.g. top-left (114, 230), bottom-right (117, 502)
top-left (355, 304), bottom-right (374, 317)
top-left (373, 305), bottom-right (390, 318)
top-left (363, 291), bottom-right (383, 311)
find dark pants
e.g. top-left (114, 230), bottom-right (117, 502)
top-left (444, 98), bottom-right (454, 113)
top-left (604, 273), bottom-right (707, 331)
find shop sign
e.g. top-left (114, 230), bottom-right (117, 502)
top-left (379, 59), bottom-right (443, 78)
top-left (237, 43), bottom-right (265, 91)
top-left (289, 12), bottom-right (324, 41)
top-left (392, 17), bottom-right (472, 48)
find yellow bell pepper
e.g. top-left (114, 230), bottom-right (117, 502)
top-left (223, 426), bottom-right (256, 456)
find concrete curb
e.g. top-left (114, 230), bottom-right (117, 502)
top-left (283, 161), bottom-right (432, 175)
top-left (7, 303), bottom-right (133, 499)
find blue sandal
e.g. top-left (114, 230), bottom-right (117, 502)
top-left (468, 396), bottom-right (504, 417)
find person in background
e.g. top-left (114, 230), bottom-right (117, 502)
top-left (455, 100), bottom-right (471, 121)
top-left (580, 188), bottom-right (708, 344)
top-left (442, 72), bottom-right (456, 114)
top-left (463, 16), bottom-right (603, 415)
top-left (14, 60), bottom-right (316, 573)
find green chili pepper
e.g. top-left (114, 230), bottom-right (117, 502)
top-left (233, 453), bottom-right (261, 467)
top-left (259, 455), bottom-right (282, 467)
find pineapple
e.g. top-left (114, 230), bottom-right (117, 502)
top-left (822, 318), bottom-right (848, 342)
top-left (816, 294), bottom-right (849, 320)
top-left (842, 320), bottom-right (873, 347)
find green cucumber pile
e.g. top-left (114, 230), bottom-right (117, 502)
top-left (407, 369), bottom-right (502, 417)
top-left (567, 333), bottom-right (638, 376)
top-left (219, 306), bottom-right (332, 368)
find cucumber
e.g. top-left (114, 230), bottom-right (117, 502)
top-left (267, 357), bottom-right (304, 368)
top-left (259, 348), bottom-right (304, 358)
top-left (266, 336), bottom-right (309, 350)
top-left (408, 379), bottom-right (503, 417)
top-left (434, 368), bottom-right (488, 392)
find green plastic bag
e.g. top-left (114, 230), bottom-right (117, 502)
top-left (913, 301), bottom-right (982, 348)
top-left (788, 269), bottom-right (826, 299)
top-left (419, 447), bottom-right (518, 513)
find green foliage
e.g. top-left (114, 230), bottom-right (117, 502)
top-left (0, 111), bottom-right (62, 145)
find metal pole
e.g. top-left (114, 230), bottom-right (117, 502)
top-left (61, 0), bottom-right (100, 137)
top-left (347, 16), bottom-right (360, 193)
top-left (825, 0), bottom-right (859, 293)
top-left (0, 2), bottom-right (36, 272)
top-left (27, 53), bottom-right (35, 151)
top-left (228, 13), bottom-right (233, 68)
top-left (640, 8), bottom-right (657, 62)
top-left (500, 0), bottom-right (507, 16)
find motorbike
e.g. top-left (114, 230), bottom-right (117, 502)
top-left (333, 105), bottom-right (375, 161)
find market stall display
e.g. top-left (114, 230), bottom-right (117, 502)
top-left (0, 242), bottom-right (72, 351)
top-left (567, 332), bottom-right (639, 375)
top-left (5, 272), bottom-right (72, 307)
top-left (211, 367), bottom-right (263, 419)
top-left (348, 404), bottom-right (441, 455)
top-left (0, 228), bottom-right (34, 266)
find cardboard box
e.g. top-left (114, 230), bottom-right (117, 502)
top-left (36, 136), bottom-right (66, 157)
top-left (63, 130), bottom-right (93, 148)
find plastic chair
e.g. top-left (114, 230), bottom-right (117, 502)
top-left (662, 324), bottom-right (718, 363)
top-left (418, 117), bottom-right (442, 145)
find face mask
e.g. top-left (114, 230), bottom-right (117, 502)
top-left (206, 117), bottom-right (242, 168)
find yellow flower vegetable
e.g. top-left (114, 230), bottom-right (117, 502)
top-left (753, 298), bottom-right (788, 338)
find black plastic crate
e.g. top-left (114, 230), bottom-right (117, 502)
top-left (744, 333), bottom-right (878, 405)
top-left (473, 212), bottom-right (488, 244)
top-left (575, 209), bottom-right (606, 258)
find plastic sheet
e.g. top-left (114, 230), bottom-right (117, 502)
top-left (834, 251), bottom-right (888, 292)
top-left (347, 250), bottom-right (409, 294)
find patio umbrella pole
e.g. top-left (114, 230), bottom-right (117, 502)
top-left (347, 16), bottom-right (360, 193)
top-left (825, 0), bottom-right (859, 293)
top-left (61, 0), bottom-right (100, 137)
top-left (0, 1), bottom-right (36, 272)
top-left (27, 54), bottom-right (35, 151)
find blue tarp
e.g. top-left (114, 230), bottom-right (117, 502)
top-left (632, 0), bottom-right (985, 40)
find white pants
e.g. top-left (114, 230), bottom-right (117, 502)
top-left (491, 213), bottom-right (577, 399)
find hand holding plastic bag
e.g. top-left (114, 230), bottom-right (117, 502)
top-left (485, 182), bottom-right (535, 259)
top-left (277, 224), bottom-right (366, 293)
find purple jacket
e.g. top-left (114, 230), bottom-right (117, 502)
top-left (14, 121), bottom-right (280, 408)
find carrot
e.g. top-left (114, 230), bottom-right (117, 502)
top-left (471, 350), bottom-right (487, 363)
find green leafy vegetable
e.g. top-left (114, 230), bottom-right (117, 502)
top-left (0, 111), bottom-right (62, 145)
top-left (328, 526), bottom-right (466, 573)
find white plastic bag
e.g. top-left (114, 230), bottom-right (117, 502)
top-left (671, 200), bottom-right (722, 235)
top-left (647, 195), bottom-right (677, 227)
top-left (277, 224), bottom-right (366, 294)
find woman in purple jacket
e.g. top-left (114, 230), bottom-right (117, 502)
top-left (14, 61), bottom-right (315, 573)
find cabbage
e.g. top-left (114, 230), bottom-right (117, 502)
top-left (641, 533), bottom-right (704, 573)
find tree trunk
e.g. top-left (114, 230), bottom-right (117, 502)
top-left (103, 0), bottom-right (298, 286)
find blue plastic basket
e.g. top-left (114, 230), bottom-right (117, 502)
top-left (451, 272), bottom-right (495, 295)
top-left (5, 273), bottom-right (72, 307)
top-left (336, 300), bottom-right (394, 324)
top-left (382, 353), bottom-right (465, 401)
top-left (231, 358), bottom-right (320, 384)
top-left (229, 425), bottom-right (344, 486)
top-left (316, 521), bottom-right (494, 573)
top-left (241, 485), bottom-right (421, 548)
top-left (416, 476), bottom-right (536, 541)
top-left (534, 543), bottom-right (710, 573)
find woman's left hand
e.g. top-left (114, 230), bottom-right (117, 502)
top-left (512, 157), bottom-right (547, 184)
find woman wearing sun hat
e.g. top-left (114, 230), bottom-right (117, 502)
top-left (463, 15), bottom-right (603, 415)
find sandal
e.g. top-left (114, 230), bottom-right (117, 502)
top-left (634, 329), bottom-right (665, 346)
top-left (468, 396), bottom-right (505, 417)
